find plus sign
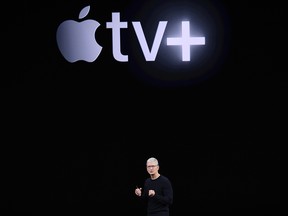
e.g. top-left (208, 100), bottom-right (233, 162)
top-left (167, 21), bottom-right (205, 61)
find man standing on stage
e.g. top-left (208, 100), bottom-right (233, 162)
top-left (135, 157), bottom-right (173, 216)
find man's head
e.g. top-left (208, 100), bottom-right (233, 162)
top-left (146, 157), bottom-right (159, 174)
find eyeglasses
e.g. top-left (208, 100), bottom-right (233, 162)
top-left (147, 165), bottom-right (158, 169)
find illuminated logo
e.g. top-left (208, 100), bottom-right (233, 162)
top-left (56, 6), bottom-right (102, 63)
top-left (56, 5), bottom-right (205, 63)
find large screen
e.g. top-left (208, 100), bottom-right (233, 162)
top-left (3, 0), bottom-right (286, 214)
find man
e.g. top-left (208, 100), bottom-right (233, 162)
top-left (135, 157), bottom-right (173, 216)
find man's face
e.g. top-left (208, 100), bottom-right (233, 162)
top-left (146, 162), bottom-right (159, 174)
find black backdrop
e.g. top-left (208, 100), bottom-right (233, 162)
top-left (2, 0), bottom-right (287, 214)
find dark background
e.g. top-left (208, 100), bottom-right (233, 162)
top-left (2, 0), bottom-right (287, 215)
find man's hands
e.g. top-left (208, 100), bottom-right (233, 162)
top-left (135, 186), bottom-right (155, 197)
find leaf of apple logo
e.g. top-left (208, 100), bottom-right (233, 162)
top-left (56, 5), bottom-right (102, 63)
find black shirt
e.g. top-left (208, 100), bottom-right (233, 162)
top-left (142, 175), bottom-right (173, 214)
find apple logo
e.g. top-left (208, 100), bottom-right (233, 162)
top-left (56, 5), bottom-right (102, 63)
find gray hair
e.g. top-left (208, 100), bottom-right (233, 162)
top-left (147, 157), bottom-right (159, 165)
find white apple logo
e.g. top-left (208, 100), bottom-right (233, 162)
top-left (56, 5), bottom-right (102, 63)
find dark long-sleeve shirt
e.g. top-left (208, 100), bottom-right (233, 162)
top-left (141, 175), bottom-right (173, 214)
